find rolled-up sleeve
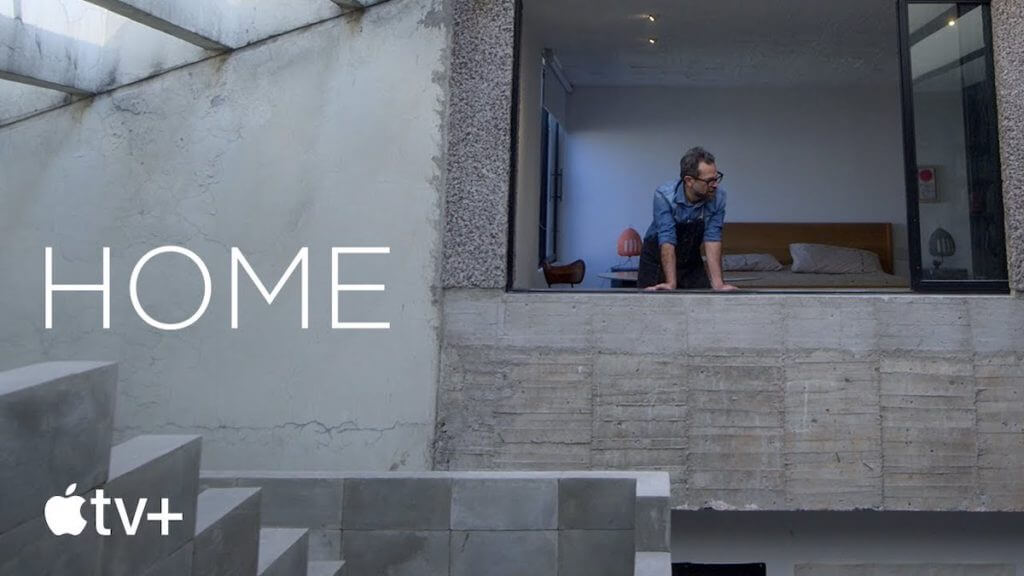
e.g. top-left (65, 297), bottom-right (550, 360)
top-left (703, 190), bottom-right (726, 243)
top-left (654, 192), bottom-right (676, 246)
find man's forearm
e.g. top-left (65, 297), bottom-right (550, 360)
top-left (659, 243), bottom-right (677, 288)
top-left (704, 241), bottom-right (725, 288)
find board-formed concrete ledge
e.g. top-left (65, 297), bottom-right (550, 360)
top-left (0, 361), bottom-right (117, 535)
top-left (438, 289), bottom-right (1024, 511)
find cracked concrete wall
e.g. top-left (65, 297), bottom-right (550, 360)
top-left (435, 290), bottom-right (1024, 511)
top-left (0, 0), bottom-right (450, 471)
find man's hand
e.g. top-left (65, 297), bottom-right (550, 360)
top-left (645, 282), bottom-right (676, 292)
top-left (712, 282), bottom-right (738, 292)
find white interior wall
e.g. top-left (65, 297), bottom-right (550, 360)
top-left (0, 0), bottom-right (448, 471)
top-left (559, 85), bottom-right (909, 288)
top-left (672, 511), bottom-right (1024, 576)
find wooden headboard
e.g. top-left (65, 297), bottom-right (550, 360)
top-left (722, 223), bottom-right (894, 274)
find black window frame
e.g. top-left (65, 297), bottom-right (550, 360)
top-left (897, 0), bottom-right (1009, 293)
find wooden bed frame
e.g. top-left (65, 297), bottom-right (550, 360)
top-left (721, 222), bottom-right (895, 275)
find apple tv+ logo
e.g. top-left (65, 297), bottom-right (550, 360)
top-left (44, 483), bottom-right (183, 537)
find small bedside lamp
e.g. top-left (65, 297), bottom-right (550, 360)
top-left (928, 227), bottom-right (956, 270)
top-left (616, 227), bottom-right (642, 268)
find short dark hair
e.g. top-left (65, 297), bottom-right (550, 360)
top-left (680, 147), bottom-right (716, 179)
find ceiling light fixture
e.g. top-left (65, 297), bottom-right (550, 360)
top-left (646, 14), bottom-right (656, 23)
top-left (648, 38), bottom-right (657, 45)
top-left (948, 18), bottom-right (956, 26)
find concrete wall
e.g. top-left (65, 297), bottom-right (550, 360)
top-left (0, 0), bottom-right (449, 471)
top-left (558, 85), bottom-right (909, 288)
top-left (435, 289), bottom-right (1024, 511)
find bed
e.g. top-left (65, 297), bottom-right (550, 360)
top-left (720, 222), bottom-right (908, 289)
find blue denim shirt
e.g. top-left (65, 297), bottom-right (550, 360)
top-left (643, 179), bottom-right (727, 246)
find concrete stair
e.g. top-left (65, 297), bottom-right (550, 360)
top-left (192, 487), bottom-right (262, 576)
top-left (259, 528), bottom-right (310, 576)
top-left (0, 362), bottom-right (340, 576)
top-left (101, 434), bottom-right (202, 576)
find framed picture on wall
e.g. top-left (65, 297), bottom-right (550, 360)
top-left (918, 166), bottom-right (938, 202)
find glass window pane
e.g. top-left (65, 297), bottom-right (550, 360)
top-left (907, 3), bottom-right (1007, 283)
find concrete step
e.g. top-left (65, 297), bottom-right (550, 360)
top-left (0, 361), bottom-right (117, 534)
top-left (192, 487), bottom-right (262, 576)
top-left (258, 528), bottom-right (309, 576)
top-left (308, 560), bottom-right (345, 576)
top-left (100, 435), bottom-right (202, 576)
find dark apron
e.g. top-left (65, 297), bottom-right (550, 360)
top-left (637, 214), bottom-right (711, 290)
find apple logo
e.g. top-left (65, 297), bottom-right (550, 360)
top-left (44, 483), bottom-right (88, 536)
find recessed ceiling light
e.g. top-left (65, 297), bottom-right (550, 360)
top-left (648, 38), bottom-right (657, 45)
top-left (948, 18), bottom-right (956, 26)
top-left (646, 14), bottom-right (656, 23)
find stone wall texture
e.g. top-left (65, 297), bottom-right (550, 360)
top-left (993, 0), bottom-right (1024, 291)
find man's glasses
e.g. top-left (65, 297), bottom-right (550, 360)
top-left (689, 171), bottom-right (724, 186)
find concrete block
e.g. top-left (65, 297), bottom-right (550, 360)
top-left (635, 496), bottom-right (670, 552)
top-left (141, 543), bottom-right (193, 576)
top-left (258, 528), bottom-right (308, 576)
top-left (634, 552), bottom-right (672, 576)
top-left (558, 530), bottom-right (635, 576)
top-left (308, 561), bottom-right (345, 576)
top-left (341, 530), bottom-right (449, 576)
top-left (450, 530), bottom-right (556, 576)
top-left (451, 478), bottom-right (557, 530)
top-left (0, 513), bottom-right (102, 576)
top-left (100, 435), bottom-right (201, 576)
top-left (231, 476), bottom-right (343, 529)
top-left (0, 361), bottom-right (117, 534)
top-left (308, 528), bottom-right (342, 561)
top-left (192, 488), bottom-right (261, 576)
top-left (559, 478), bottom-right (636, 530)
top-left (342, 478), bottom-right (450, 530)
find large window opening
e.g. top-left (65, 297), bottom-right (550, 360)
top-left (512, 0), bottom-right (1008, 293)
top-left (901, 1), bottom-right (1008, 291)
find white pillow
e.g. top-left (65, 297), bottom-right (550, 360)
top-left (789, 243), bottom-right (882, 274)
top-left (723, 253), bottom-right (784, 272)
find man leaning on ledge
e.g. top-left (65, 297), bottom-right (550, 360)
top-left (638, 146), bottom-right (738, 292)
